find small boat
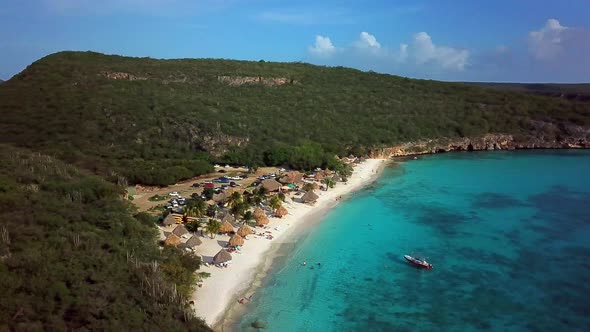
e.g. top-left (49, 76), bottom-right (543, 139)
top-left (404, 255), bottom-right (433, 269)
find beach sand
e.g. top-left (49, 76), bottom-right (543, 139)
top-left (189, 159), bottom-right (388, 328)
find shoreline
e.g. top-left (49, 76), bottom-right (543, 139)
top-left (190, 159), bottom-right (388, 330)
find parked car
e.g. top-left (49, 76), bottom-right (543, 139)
top-left (203, 183), bottom-right (215, 188)
top-left (218, 169), bottom-right (226, 173)
top-left (230, 181), bottom-right (239, 187)
top-left (192, 183), bottom-right (201, 188)
top-left (169, 191), bottom-right (180, 197)
top-left (220, 178), bottom-right (230, 183)
top-left (212, 178), bottom-right (222, 183)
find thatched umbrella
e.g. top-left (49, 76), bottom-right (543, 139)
top-left (237, 224), bottom-right (254, 237)
top-left (183, 235), bottom-right (202, 248)
top-left (301, 191), bottom-right (319, 204)
top-left (312, 182), bottom-right (320, 190)
top-left (213, 249), bottom-right (232, 264)
top-left (260, 179), bottom-right (282, 192)
top-left (228, 234), bottom-right (245, 247)
top-left (164, 233), bottom-right (181, 247)
top-left (253, 208), bottom-right (266, 220)
top-left (256, 215), bottom-right (269, 227)
top-left (162, 214), bottom-right (178, 226)
top-left (172, 224), bottom-right (188, 237)
top-left (275, 206), bottom-right (288, 218)
top-left (315, 172), bottom-right (324, 181)
top-left (219, 221), bottom-right (234, 234)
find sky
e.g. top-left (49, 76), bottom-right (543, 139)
top-left (1, 0), bottom-right (589, 82)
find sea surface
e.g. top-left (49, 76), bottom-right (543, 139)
top-left (235, 150), bottom-right (590, 331)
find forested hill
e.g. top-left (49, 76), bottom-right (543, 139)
top-left (0, 144), bottom-right (211, 331)
top-left (1, 51), bottom-right (589, 185)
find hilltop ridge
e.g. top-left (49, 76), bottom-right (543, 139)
top-left (1, 51), bottom-right (589, 186)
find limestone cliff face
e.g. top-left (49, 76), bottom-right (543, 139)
top-left (368, 129), bottom-right (590, 158)
top-left (217, 76), bottom-right (297, 87)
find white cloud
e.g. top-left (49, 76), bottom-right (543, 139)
top-left (355, 32), bottom-right (381, 49)
top-left (308, 35), bottom-right (336, 57)
top-left (404, 32), bottom-right (469, 70)
top-left (528, 18), bottom-right (568, 60)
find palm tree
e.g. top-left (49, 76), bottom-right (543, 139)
top-left (277, 192), bottom-right (286, 202)
top-left (322, 177), bottom-right (336, 190)
top-left (269, 195), bottom-right (282, 212)
top-left (186, 219), bottom-right (203, 233)
top-left (231, 201), bottom-right (248, 217)
top-left (227, 191), bottom-right (243, 208)
top-left (206, 204), bottom-right (219, 218)
top-left (206, 219), bottom-right (221, 239)
top-left (185, 198), bottom-right (207, 218)
top-left (242, 210), bottom-right (255, 226)
top-left (336, 163), bottom-right (353, 181)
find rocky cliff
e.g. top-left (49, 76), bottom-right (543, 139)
top-left (217, 75), bottom-right (297, 87)
top-left (368, 130), bottom-right (590, 159)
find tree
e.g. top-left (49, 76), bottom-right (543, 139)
top-left (202, 187), bottom-right (215, 200)
top-left (206, 219), bottom-right (221, 239)
top-left (269, 195), bottom-right (282, 211)
top-left (231, 201), bottom-right (248, 217)
top-left (242, 210), bottom-right (254, 224)
top-left (186, 219), bottom-right (203, 233)
top-left (185, 198), bottom-right (207, 218)
top-left (206, 204), bottom-right (218, 218)
top-left (277, 192), bottom-right (286, 202)
top-left (227, 191), bottom-right (243, 208)
top-left (322, 177), bottom-right (336, 190)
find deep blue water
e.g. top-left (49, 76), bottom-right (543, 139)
top-left (235, 150), bottom-right (590, 331)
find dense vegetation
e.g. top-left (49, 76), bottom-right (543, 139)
top-left (0, 144), bottom-right (211, 331)
top-left (1, 51), bottom-right (590, 186)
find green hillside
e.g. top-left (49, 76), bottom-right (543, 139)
top-left (1, 51), bottom-right (589, 186)
top-left (0, 144), bottom-right (211, 331)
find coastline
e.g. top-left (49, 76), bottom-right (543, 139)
top-left (190, 159), bottom-right (388, 330)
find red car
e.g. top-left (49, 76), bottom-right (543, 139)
top-left (203, 183), bottom-right (215, 188)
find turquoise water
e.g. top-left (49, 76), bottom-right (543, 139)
top-left (235, 150), bottom-right (590, 331)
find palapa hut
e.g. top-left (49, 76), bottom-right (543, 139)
top-left (172, 224), bottom-right (188, 237)
top-left (228, 234), bottom-right (245, 247)
top-left (279, 171), bottom-right (303, 185)
top-left (253, 208), bottom-right (266, 220)
top-left (213, 249), bottom-right (232, 264)
top-left (301, 191), bottom-right (319, 204)
top-left (162, 214), bottom-right (179, 226)
top-left (237, 224), bottom-right (254, 237)
top-left (219, 221), bottom-right (234, 234)
top-left (331, 174), bottom-right (343, 182)
top-left (314, 172), bottom-right (325, 181)
top-left (182, 235), bottom-right (202, 249)
top-left (212, 192), bottom-right (228, 203)
top-left (275, 206), bottom-right (288, 218)
top-left (260, 179), bottom-right (282, 192)
top-left (256, 215), bottom-right (270, 227)
top-left (164, 233), bottom-right (182, 247)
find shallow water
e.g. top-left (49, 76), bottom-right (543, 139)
top-left (235, 150), bottom-right (590, 331)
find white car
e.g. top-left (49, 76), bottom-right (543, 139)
top-left (169, 191), bottom-right (180, 197)
top-left (214, 164), bottom-right (220, 168)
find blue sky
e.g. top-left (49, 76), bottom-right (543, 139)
top-left (1, 0), bottom-right (589, 82)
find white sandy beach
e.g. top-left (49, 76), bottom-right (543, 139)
top-left (189, 159), bottom-right (387, 328)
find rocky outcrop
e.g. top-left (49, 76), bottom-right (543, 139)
top-left (368, 130), bottom-right (590, 159)
top-left (101, 71), bottom-right (147, 81)
top-left (217, 76), bottom-right (297, 87)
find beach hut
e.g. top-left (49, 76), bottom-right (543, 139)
top-left (219, 221), bottom-right (234, 234)
top-left (253, 208), bottom-right (266, 220)
top-left (314, 172), bottom-right (325, 181)
top-left (162, 214), bottom-right (179, 226)
top-left (279, 171), bottom-right (303, 185)
top-left (213, 249), bottom-right (232, 264)
top-left (301, 191), bottom-right (319, 204)
top-left (237, 224), bottom-right (254, 237)
top-left (182, 235), bottom-right (202, 249)
top-left (260, 179), bottom-right (282, 192)
top-left (228, 234), bottom-right (245, 247)
top-left (256, 215), bottom-right (269, 227)
top-left (172, 224), bottom-right (188, 237)
top-left (164, 233), bottom-right (182, 247)
top-left (275, 206), bottom-right (288, 218)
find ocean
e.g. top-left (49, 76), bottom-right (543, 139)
top-left (234, 150), bottom-right (590, 331)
